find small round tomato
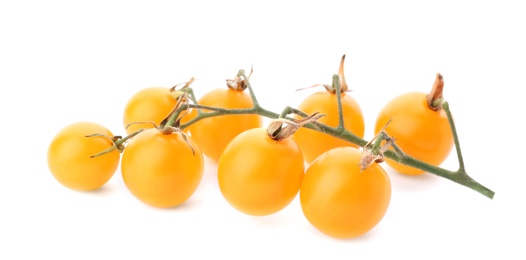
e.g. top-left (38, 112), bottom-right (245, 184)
top-left (217, 127), bottom-right (304, 216)
top-left (188, 87), bottom-right (262, 162)
top-left (300, 147), bottom-right (391, 239)
top-left (47, 122), bottom-right (120, 191)
top-left (123, 87), bottom-right (189, 135)
top-left (374, 92), bottom-right (453, 175)
top-left (121, 128), bottom-right (204, 208)
top-left (293, 90), bottom-right (364, 164)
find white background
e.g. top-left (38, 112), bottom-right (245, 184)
top-left (1, 1), bottom-right (524, 259)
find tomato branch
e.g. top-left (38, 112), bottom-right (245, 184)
top-left (145, 69), bottom-right (496, 199)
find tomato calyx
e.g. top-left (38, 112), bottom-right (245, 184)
top-left (426, 73), bottom-right (445, 111)
top-left (267, 112), bottom-right (325, 141)
top-left (360, 119), bottom-right (395, 170)
top-left (226, 66), bottom-right (253, 91)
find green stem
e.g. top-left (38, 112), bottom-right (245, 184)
top-left (442, 101), bottom-right (465, 171)
top-left (370, 132), bottom-right (385, 155)
top-left (332, 74), bottom-right (345, 130)
top-left (238, 69), bottom-right (260, 107)
top-left (279, 106), bottom-right (308, 119)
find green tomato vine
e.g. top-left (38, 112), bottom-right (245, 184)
top-left (106, 66), bottom-right (495, 200)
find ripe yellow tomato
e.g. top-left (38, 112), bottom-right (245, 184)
top-left (217, 127), bottom-right (304, 216)
top-left (121, 128), bottom-right (204, 208)
top-left (188, 88), bottom-right (262, 162)
top-left (293, 90), bottom-right (364, 164)
top-left (374, 92), bottom-right (453, 175)
top-left (300, 147), bottom-right (391, 239)
top-left (47, 122), bottom-right (120, 191)
top-left (123, 87), bottom-right (186, 135)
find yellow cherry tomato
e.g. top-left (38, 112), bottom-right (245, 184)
top-left (123, 87), bottom-right (186, 135)
top-left (188, 88), bottom-right (262, 162)
top-left (121, 128), bottom-right (204, 208)
top-left (217, 127), bottom-right (304, 216)
top-left (300, 147), bottom-right (391, 239)
top-left (47, 122), bottom-right (120, 191)
top-left (293, 91), bottom-right (364, 164)
top-left (374, 92), bottom-right (453, 175)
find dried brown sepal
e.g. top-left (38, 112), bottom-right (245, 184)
top-left (125, 121), bottom-right (157, 131)
top-left (159, 126), bottom-right (196, 156)
top-left (169, 77), bottom-right (196, 92)
top-left (169, 77), bottom-right (195, 102)
top-left (295, 83), bottom-right (332, 93)
top-left (226, 66), bottom-right (253, 91)
top-left (267, 112), bottom-right (325, 141)
top-left (295, 54), bottom-right (349, 94)
top-left (426, 73), bottom-right (444, 111)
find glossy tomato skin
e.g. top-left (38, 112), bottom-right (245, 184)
top-left (121, 128), bottom-right (204, 208)
top-left (217, 128), bottom-right (305, 216)
top-left (293, 91), bottom-right (364, 164)
top-left (188, 88), bottom-right (262, 162)
top-left (123, 87), bottom-right (178, 135)
top-left (47, 122), bottom-right (120, 191)
top-left (375, 92), bottom-right (453, 175)
top-left (300, 147), bottom-right (391, 239)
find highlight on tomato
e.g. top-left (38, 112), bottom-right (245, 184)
top-left (122, 79), bottom-right (193, 135)
top-left (300, 146), bottom-right (391, 239)
top-left (187, 72), bottom-right (263, 162)
top-left (121, 127), bottom-right (204, 208)
top-left (293, 55), bottom-right (365, 164)
top-left (374, 73), bottom-right (453, 175)
top-left (216, 115), bottom-right (319, 216)
top-left (47, 121), bottom-right (121, 191)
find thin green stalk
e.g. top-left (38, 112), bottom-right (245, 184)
top-left (370, 132), bottom-right (385, 155)
top-left (332, 74), bottom-right (345, 130)
top-left (442, 101), bottom-right (465, 171)
top-left (238, 69), bottom-right (260, 108)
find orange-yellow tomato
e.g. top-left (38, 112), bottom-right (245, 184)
top-left (123, 87), bottom-right (185, 135)
top-left (47, 122), bottom-right (120, 191)
top-left (188, 88), bottom-right (262, 162)
top-left (121, 128), bottom-right (204, 208)
top-left (217, 128), bottom-right (304, 216)
top-left (293, 91), bottom-right (364, 164)
top-left (374, 92), bottom-right (453, 175)
top-left (300, 147), bottom-right (391, 239)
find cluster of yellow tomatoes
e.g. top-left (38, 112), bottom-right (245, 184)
top-left (47, 59), bottom-right (454, 239)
